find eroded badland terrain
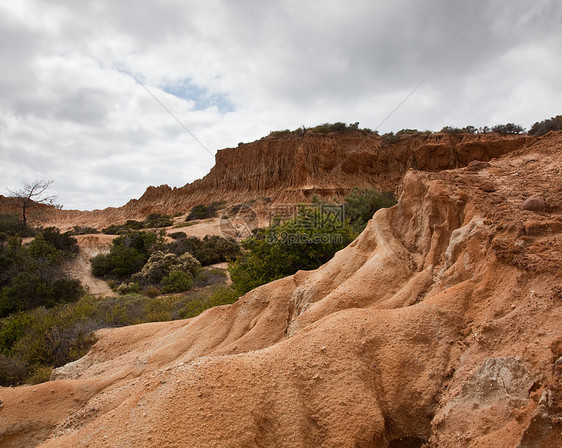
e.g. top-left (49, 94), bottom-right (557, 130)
top-left (0, 131), bottom-right (561, 447)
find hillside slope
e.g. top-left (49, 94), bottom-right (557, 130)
top-left (0, 132), bottom-right (560, 447)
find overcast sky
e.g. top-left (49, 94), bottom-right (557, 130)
top-left (1, 0), bottom-right (561, 210)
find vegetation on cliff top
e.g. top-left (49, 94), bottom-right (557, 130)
top-left (263, 120), bottom-right (533, 144)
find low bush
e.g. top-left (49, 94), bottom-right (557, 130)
top-left (168, 231), bottom-right (187, 240)
top-left (230, 207), bottom-right (355, 294)
top-left (186, 201), bottom-right (226, 221)
top-left (268, 129), bottom-right (292, 137)
top-left (344, 188), bottom-right (397, 232)
top-left (68, 225), bottom-right (99, 235)
top-left (193, 268), bottom-right (227, 288)
top-left (143, 286), bottom-right (161, 298)
top-left (0, 286), bottom-right (242, 386)
top-left (166, 235), bottom-right (240, 266)
top-left (90, 230), bottom-right (163, 279)
top-left (141, 251), bottom-right (200, 285)
top-left (491, 123), bottom-right (525, 134)
top-left (381, 132), bottom-right (400, 145)
top-left (529, 115), bottom-right (562, 136)
top-left (143, 213), bottom-right (173, 228)
top-left (102, 215), bottom-right (173, 234)
top-left (40, 227), bottom-right (79, 256)
top-left (0, 213), bottom-right (22, 236)
top-left (396, 128), bottom-right (420, 135)
top-left (161, 270), bottom-right (194, 293)
top-left (0, 232), bottom-right (83, 317)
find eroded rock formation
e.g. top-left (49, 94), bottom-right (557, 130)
top-left (0, 132), bottom-right (560, 447)
top-left (21, 131), bottom-right (530, 229)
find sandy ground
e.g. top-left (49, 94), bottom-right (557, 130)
top-left (64, 234), bottom-right (116, 296)
top-left (167, 218), bottom-right (223, 238)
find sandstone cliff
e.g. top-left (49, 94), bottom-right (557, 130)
top-left (33, 131), bottom-right (530, 229)
top-left (0, 132), bottom-right (560, 447)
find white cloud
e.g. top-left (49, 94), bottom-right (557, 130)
top-left (0, 0), bottom-right (561, 210)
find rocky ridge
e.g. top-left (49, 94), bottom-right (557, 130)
top-left (0, 132), bottom-right (560, 447)
top-left (22, 131), bottom-right (530, 229)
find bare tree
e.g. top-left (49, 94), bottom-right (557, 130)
top-left (9, 179), bottom-right (57, 228)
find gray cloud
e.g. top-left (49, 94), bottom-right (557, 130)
top-left (0, 0), bottom-right (561, 210)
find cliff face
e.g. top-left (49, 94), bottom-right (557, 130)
top-left (31, 132), bottom-right (530, 229)
top-left (126, 131), bottom-right (530, 212)
top-left (1, 132), bottom-right (560, 447)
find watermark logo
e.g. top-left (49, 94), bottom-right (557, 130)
top-left (219, 203), bottom-right (259, 241)
top-left (219, 203), bottom-right (347, 244)
top-left (264, 230), bottom-right (345, 245)
top-left (268, 204), bottom-right (345, 228)
top-left (268, 203), bottom-right (346, 245)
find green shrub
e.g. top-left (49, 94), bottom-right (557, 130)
top-left (166, 235), bottom-right (240, 266)
top-left (161, 270), bottom-right (194, 293)
top-left (0, 213), bottom-right (21, 236)
top-left (0, 353), bottom-right (29, 385)
top-left (141, 251), bottom-right (178, 284)
top-left (491, 123), bottom-right (525, 134)
top-left (440, 126), bottom-right (464, 134)
top-left (193, 268), bottom-right (227, 288)
top-left (0, 311), bottom-right (33, 352)
top-left (309, 122), bottom-right (365, 134)
top-left (381, 132), bottom-right (400, 145)
top-left (396, 128), bottom-right (420, 135)
top-left (90, 253), bottom-right (112, 277)
top-left (102, 224), bottom-right (131, 234)
top-left (0, 282), bottom-right (242, 386)
top-left (143, 213), bottom-right (173, 228)
top-left (344, 188), bottom-right (397, 232)
top-left (29, 365), bottom-right (53, 384)
top-left (141, 251), bottom-right (200, 285)
top-left (193, 236), bottom-right (240, 265)
top-left (143, 286), bottom-right (161, 298)
top-left (268, 129), bottom-right (292, 137)
top-left (90, 230), bottom-right (163, 280)
top-left (117, 281), bottom-right (141, 295)
top-left (106, 246), bottom-right (147, 278)
top-left (28, 234), bottom-right (64, 264)
top-left (186, 201), bottom-right (226, 221)
top-left (230, 208), bottom-right (355, 294)
top-left (0, 233), bottom-right (82, 317)
top-left (529, 115), bottom-right (562, 136)
top-left (40, 227), bottom-right (79, 256)
top-left (168, 231), bottom-right (187, 240)
top-left (69, 226), bottom-right (99, 235)
top-left (45, 278), bottom-right (84, 307)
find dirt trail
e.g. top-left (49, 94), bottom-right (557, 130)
top-left (64, 234), bottom-right (116, 296)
